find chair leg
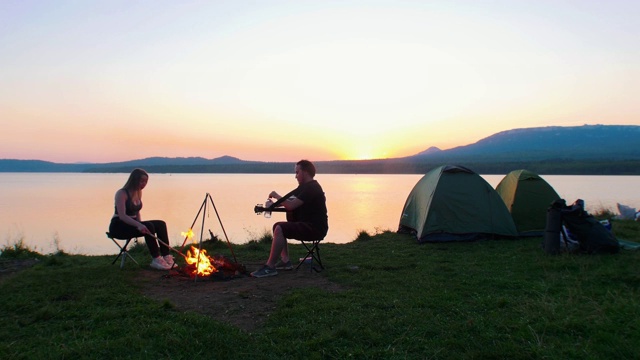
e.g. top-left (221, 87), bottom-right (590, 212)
top-left (295, 240), bottom-right (324, 272)
top-left (314, 243), bottom-right (323, 269)
top-left (124, 248), bottom-right (139, 267)
top-left (111, 239), bottom-right (126, 265)
top-left (107, 234), bottom-right (139, 269)
top-left (310, 241), bottom-right (323, 272)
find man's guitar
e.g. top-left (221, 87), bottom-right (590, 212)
top-left (253, 188), bottom-right (298, 216)
top-left (253, 204), bottom-right (288, 215)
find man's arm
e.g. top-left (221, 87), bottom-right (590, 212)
top-left (269, 190), bottom-right (303, 211)
top-left (280, 197), bottom-right (303, 211)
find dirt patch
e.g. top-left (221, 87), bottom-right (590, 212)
top-left (135, 264), bottom-right (344, 332)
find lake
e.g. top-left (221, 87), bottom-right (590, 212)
top-left (1, 173), bottom-right (638, 255)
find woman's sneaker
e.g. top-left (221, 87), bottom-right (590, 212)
top-left (251, 265), bottom-right (278, 278)
top-left (163, 255), bottom-right (175, 268)
top-left (150, 257), bottom-right (171, 270)
top-left (275, 259), bottom-right (293, 270)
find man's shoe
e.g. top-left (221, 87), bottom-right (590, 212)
top-left (150, 257), bottom-right (171, 270)
top-left (275, 259), bottom-right (293, 270)
top-left (251, 265), bottom-right (278, 278)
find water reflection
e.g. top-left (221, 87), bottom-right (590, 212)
top-left (0, 173), bottom-right (638, 255)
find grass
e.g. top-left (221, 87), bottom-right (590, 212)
top-left (1, 221), bottom-right (639, 359)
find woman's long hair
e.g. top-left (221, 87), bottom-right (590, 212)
top-left (122, 168), bottom-right (148, 192)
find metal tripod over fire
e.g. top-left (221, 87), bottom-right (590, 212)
top-left (179, 193), bottom-right (237, 282)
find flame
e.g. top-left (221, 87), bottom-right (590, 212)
top-left (185, 246), bottom-right (217, 276)
top-left (181, 229), bottom-right (194, 242)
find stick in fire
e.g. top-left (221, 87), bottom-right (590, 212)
top-left (145, 233), bottom-right (189, 259)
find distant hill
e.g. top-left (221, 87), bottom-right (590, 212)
top-left (409, 125), bottom-right (640, 162)
top-left (85, 155), bottom-right (249, 170)
top-left (0, 156), bottom-right (251, 173)
top-left (0, 159), bottom-right (87, 172)
top-left (414, 146), bottom-right (442, 156)
top-left (2, 125), bottom-right (640, 174)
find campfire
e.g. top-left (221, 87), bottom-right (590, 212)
top-left (179, 246), bottom-right (246, 279)
top-left (180, 228), bottom-right (214, 277)
top-left (185, 246), bottom-right (216, 276)
top-left (169, 195), bottom-right (248, 281)
top-left (175, 228), bottom-right (246, 280)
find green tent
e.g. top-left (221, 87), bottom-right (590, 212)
top-left (495, 169), bottom-right (560, 236)
top-left (398, 165), bottom-right (518, 243)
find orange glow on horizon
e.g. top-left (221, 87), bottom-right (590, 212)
top-left (331, 144), bottom-right (384, 161)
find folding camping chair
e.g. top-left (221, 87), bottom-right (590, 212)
top-left (295, 238), bottom-right (324, 272)
top-left (106, 232), bottom-right (140, 269)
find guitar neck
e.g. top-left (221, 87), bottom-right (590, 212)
top-left (254, 206), bottom-right (288, 213)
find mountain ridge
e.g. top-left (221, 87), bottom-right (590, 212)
top-left (409, 124), bottom-right (640, 161)
top-left (2, 125), bottom-right (640, 175)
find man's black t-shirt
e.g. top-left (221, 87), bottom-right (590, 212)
top-left (290, 180), bottom-right (328, 236)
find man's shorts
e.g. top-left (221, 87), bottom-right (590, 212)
top-left (274, 221), bottom-right (324, 240)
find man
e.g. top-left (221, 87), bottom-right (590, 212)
top-left (251, 159), bottom-right (328, 278)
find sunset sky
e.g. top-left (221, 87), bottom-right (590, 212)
top-left (1, 1), bottom-right (638, 163)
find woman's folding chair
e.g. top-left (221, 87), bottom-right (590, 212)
top-left (106, 232), bottom-right (140, 269)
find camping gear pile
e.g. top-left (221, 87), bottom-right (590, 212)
top-left (544, 199), bottom-right (619, 254)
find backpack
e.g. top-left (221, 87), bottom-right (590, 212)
top-left (544, 199), bottom-right (619, 254)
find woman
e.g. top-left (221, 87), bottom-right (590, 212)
top-left (109, 168), bottom-right (174, 270)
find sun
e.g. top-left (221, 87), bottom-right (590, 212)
top-left (343, 145), bottom-right (389, 161)
top-left (350, 153), bottom-right (372, 161)
top-left (322, 131), bottom-right (396, 161)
